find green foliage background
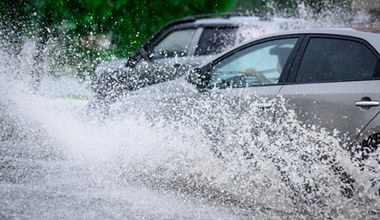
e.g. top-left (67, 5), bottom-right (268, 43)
top-left (0, 0), bottom-right (349, 76)
top-left (0, 0), bottom-right (237, 57)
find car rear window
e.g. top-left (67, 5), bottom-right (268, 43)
top-left (195, 27), bottom-right (237, 56)
top-left (295, 37), bottom-right (379, 83)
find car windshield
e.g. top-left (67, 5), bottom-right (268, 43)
top-left (153, 29), bottom-right (196, 58)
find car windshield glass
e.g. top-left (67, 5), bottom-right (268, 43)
top-left (153, 29), bottom-right (196, 58)
top-left (209, 38), bottom-right (298, 88)
top-left (195, 27), bottom-right (237, 56)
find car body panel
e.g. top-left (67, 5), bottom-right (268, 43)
top-left (279, 80), bottom-right (380, 144)
top-left (210, 85), bottom-right (285, 110)
top-left (276, 31), bottom-right (380, 145)
top-left (355, 111), bottom-right (380, 145)
top-left (128, 75), bottom-right (199, 100)
top-left (141, 54), bottom-right (215, 84)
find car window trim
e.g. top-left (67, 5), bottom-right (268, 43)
top-left (175, 23), bottom-right (239, 30)
top-left (139, 20), bottom-right (247, 53)
top-left (153, 24), bottom-right (239, 47)
top-left (286, 34), bottom-right (380, 84)
top-left (148, 24), bottom-right (240, 58)
top-left (203, 34), bottom-right (304, 89)
top-left (188, 27), bottom-right (203, 56)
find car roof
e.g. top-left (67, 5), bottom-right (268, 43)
top-left (170, 13), bottom-right (305, 27)
top-left (264, 28), bottom-right (380, 52)
top-left (197, 27), bottom-right (380, 69)
top-left (143, 13), bottom-right (306, 50)
top-left (222, 27), bottom-right (380, 55)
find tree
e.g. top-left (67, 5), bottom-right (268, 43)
top-left (0, 0), bottom-right (237, 78)
top-left (0, 0), bottom-right (26, 54)
top-left (233, 0), bottom-right (350, 16)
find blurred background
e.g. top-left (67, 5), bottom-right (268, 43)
top-left (0, 0), bottom-right (378, 80)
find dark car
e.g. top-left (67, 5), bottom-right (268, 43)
top-left (89, 13), bottom-right (307, 111)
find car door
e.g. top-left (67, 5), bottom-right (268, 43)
top-left (278, 35), bottom-right (380, 144)
top-left (204, 36), bottom-right (302, 107)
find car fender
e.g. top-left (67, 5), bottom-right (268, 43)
top-left (354, 110), bottom-right (380, 146)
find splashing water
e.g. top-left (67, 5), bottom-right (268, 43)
top-left (0, 58), bottom-right (251, 219)
top-left (1, 8), bottom-right (380, 220)
top-left (107, 83), bottom-right (379, 218)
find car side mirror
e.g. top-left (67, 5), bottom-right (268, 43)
top-left (186, 67), bottom-right (210, 89)
top-left (186, 68), bottom-right (201, 84)
top-left (125, 48), bottom-right (152, 68)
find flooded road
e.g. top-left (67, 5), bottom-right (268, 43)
top-left (0, 82), bottom-right (250, 219)
top-left (1, 67), bottom-right (379, 219)
top-left (0, 159), bottom-right (250, 219)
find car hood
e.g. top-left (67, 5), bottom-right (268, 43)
top-left (125, 75), bottom-right (198, 101)
top-left (95, 58), bottom-right (129, 75)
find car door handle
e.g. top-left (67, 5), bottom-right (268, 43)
top-left (355, 100), bottom-right (380, 107)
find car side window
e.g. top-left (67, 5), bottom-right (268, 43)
top-left (153, 29), bottom-right (196, 58)
top-left (295, 38), bottom-right (380, 83)
top-left (208, 38), bottom-right (298, 89)
top-left (195, 27), bottom-right (237, 56)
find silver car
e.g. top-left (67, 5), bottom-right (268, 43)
top-left (123, 27), bottom-right (380, 155)
top-left (118, 27), bottom-right (380, 199)
top-left (184, 27), bottom-right (380, 160)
